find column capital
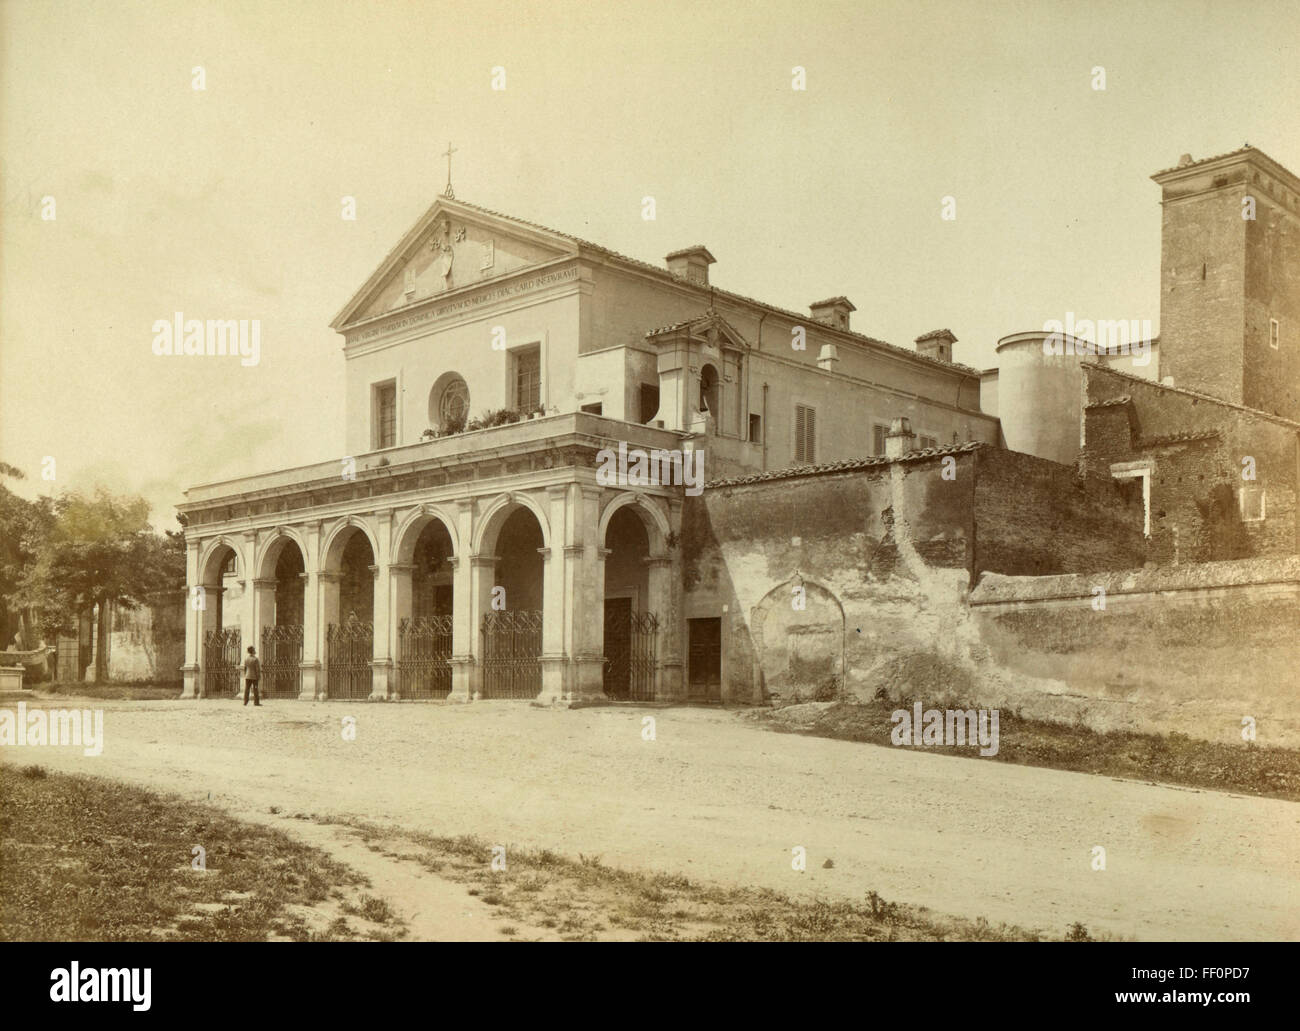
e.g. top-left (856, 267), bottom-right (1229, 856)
top-left (471, 554), bottom-right (499, 568)
top-left (319, 572), bottom-right (342, 584)
top-left (389, 562), bottom-right (416, 574)
top-left (595, 546), bottom-right (613, 560)
top-left (546, 484), bottom-right (569, 499)
top-left (563, 544), bottom-right (584, 557)
top-left (643, 555), bottom-right (672, 568)
top-left (536, 547), bottom-right (552, 560)
top-left (367, 563), bottom-right (382, 579)
top-left (252, 578), bottom-right (278, 588)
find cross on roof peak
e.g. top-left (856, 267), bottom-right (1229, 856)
top-left (441, 141), bottom-right (457, 199)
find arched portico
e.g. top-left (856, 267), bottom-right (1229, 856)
top-left (391, 508), bottom-right (458, 699)
top-left (598, 493), bottom-right (672, 700)
top-left (321, 521), bottom-right (377, 700)
top-left (254, 530), bottom-right (307, 698)
top-left (474, 499), bottom-right (549, 700)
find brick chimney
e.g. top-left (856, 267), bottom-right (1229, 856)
top-left (809, 296), bottom-right (855, 331)
top-left (915, 329), bottom-right (956, 362)
top-left (884, 417), bottom-right (915, 458)
top-left (665, 246), bottom-right (716, 286)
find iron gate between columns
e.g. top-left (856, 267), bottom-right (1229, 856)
top-left (203, 627), bottom-right (241, 697)
top-left (398, 615), bottom-right (453, 699)
top-left (480, 610), bottom-right (542, 699)
top-left (261, 624), bottom-right (303, 698)
top-left (603, 609), bottom-right (659, 701)
top-left (326, 618), bottom-right (374, 699)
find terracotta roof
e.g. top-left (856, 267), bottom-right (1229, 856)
top-left (1085, 395), bottom-right (1132, 409)
top-left (644, 310), bottom-right (754, 343)
top-left (664, 245), bottom-right (716, 263)
top-left (1151, 144), bottom-right (1300, 190)
top-left (1137, 430), bottom-right (1221, 448)
top-left (915, 328), bottom-right (956, 342)
top-left (705, 441), bottom-right (985, 488)
top-left (809, 296), bottom-right (856, 310)
top-left (1083, 363), bottom-right (1300, 429)
top-left (437, 198), bottom-right (984, 377)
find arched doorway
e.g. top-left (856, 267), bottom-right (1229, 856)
top-left (260, 537), bottom-right (305, 698)
top-left (480, 504), bottom-right (545, 699)
top-left (602, 505), bottom-right (659, 700)
top-left (199, 541), bottom-right (241, 697)
top-left (324, 525), bottom-right (375, 699)
top-left (398, 517), bottom-right (455, 698)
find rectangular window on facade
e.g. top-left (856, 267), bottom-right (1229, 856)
top-left (1270, 318), bottom-right (1280, 350)
top-left (794, 404), bottom-right (816, 465)
top-left (872, 423), bottom-right (888, 456)
top-left (374, 381), bottom-right (397, 449)
top-left (514, 347), bottom-right (541, 411)
top-left (749, 413), bottom-right (762, 442)
top-left (640, 383), bottom-right (660, 424)
top-left (1240, 485), bottom-right (1266, 522)
top-left (919, 434), bottom-right (938, 450)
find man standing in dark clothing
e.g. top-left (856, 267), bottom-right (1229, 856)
top-left (241, 646), bottom-right (261, 706)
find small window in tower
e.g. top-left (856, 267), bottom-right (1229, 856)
top-left (919, 434), bottom-right (938, 450)
top-left (373, 381), bottom-right (397, 449)
top-left (1240, 485), bottom-right (1266, 522)
top-left (513, 346), bottom-right (541, 411)
top-left (748, 413), bottom-right (762, 442)
top-left (794, 404), bottom-right (817, 465)
top-left (872, 423), bottom-right (888, 456)
top-left (1270, 318), bottom-right (1280, 350)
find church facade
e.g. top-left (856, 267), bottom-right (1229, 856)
top-left (177, 193), bottom-right (1004, 705)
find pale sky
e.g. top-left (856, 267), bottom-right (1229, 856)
top-left (2, 0), bottom-right (1297, 528)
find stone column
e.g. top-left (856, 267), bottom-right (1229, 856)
top-left (181, 538), bottom-right (203, 698)
top-left (659, 500), bottom-right (686, 699)
top-left (368, 565), bottom-right (393, 701)
top-left (448, 499), bottom-right (476, 702)
top-left (317, 572), bottom-right (341, 700)
top-left (388, 562), bottom-right (415, 699)
top-left (564, 485), bottom-right (607, 704)
top-left (465, 554), bottom-right (498, 700)
top-left (538, 485), bottom-right (569, 704)
top-left (298, 522), bottom-right (322, 700)
top-left (368, 512), bottom-right (394, 700)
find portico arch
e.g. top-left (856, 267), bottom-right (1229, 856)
top-left (254, 529), bottom-right (307, 698)
top-left (598, 492), bottom-right (670, 555)
top-left (197, 537), bottom-right (243, 697)
top-left (474, 495), bottom-right (548, 699)
top-left (320, 519), bottom-right (378, 699)
top-left (473, 491), bottom-right (551, 556)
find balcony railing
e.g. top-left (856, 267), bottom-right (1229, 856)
top-left (180, 412), bottom-right (690, 509)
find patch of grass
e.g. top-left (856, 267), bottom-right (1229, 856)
top-left (0, 765), bottom-right (379, 942)
top-left (35, 680), bottom-right (180, 701)
top-left (317, 815), bottom-right (1096, 943)
top-left (760, 700), bottom-right (1300, 802)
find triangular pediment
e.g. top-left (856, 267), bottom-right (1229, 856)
top-left (645, 310), bottom-right (750, 353)
top-left (331, 197), bottom-right (578, 331)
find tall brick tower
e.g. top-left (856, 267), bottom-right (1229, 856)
top-left (1151, 146), bottom-right (1300, 420)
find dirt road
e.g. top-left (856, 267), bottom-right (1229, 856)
top-left (5, 698), bottom-right (1298, 940)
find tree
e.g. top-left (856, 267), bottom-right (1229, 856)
top-left (27, 489), bottom-right (183, 681)
top-left (0, 463), bottom-right (57, 647)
